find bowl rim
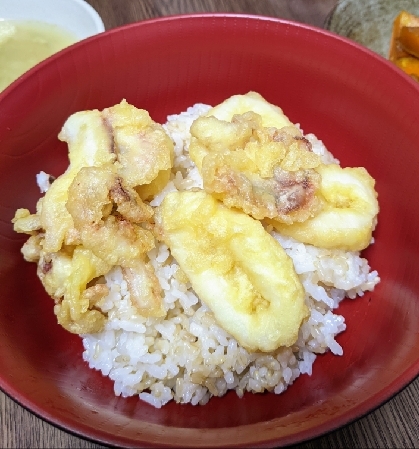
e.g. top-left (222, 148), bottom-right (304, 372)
top-left (0, 0), bottom-right (105, 36)
top-left (2, 9), bottom-right (417, 101)
top-left (1, 12), bottom-right (419, 448)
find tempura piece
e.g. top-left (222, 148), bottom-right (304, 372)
top-left (123, 260), bottom-right (165, 318)
top-left (102, 100), bottom-right (174, 193)
top-left (190, 110), bottom-right (322, 224)
top-left (66, 165), bottom-right (155, 268)
top-left (51, 247), bottom-right (111, 334)
top-left (269, 164), bottom-right (379, 251)
top-left (41, 109), bottom-right (116, 253)
top-left (190, 91), bottom-right (379, 251)
top-left (12, 100), bottom-right (174, 333)
top-left (208, 91), bottom-right (294, 128)
top-left (38, 100), bottom-right (174, 253)
top-left (156, 190), bottom-right (308, 352)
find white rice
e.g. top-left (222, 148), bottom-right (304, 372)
top-left (36, 171), bottom-right (53, 193)
top-left (81, 104), bottom-right (380, 408)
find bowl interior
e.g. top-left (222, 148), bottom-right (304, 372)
top-left (0, 0), bottom-right (105, 38)
top-left (1, 14), bottom-right (419, 448)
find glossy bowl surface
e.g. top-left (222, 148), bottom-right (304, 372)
top-left (1, 14), bottom-right (419, 448)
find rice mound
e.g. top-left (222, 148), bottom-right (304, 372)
top-left (81, 104), bottom-right (380, 408)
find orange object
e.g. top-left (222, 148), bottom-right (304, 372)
top-left (394, 56), bottom-right (419, 77)
top-left (399, 26), bottom-right (419, 58)
top-left (389, 11), bottom-right (419, 81)
top-left (389, 10), bottom-right (419, 61)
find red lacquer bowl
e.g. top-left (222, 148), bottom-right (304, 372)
top-left (0, 14), bottom-right (418, 448)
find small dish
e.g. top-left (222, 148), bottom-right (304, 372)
top-left (0, 0), bottom-right (105, 40)
top-left (0, 0), bottom-right (104, 91)
top-left (325, 0), bottom-right (419, 58)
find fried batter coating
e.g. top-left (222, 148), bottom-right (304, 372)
top-left (66, 165), bottom-right (155, 268)
top-left (208, 91), bottom-right (294, 128)
top-left (39, 100), bottom-right (174, 253)
top-left (190, 111), bottom-right (322, 224)
top-left (12, 93), bottom-right (380, 345)
top-left (41, 247), bottom-right (111, 334)
top-left (12, 208), bottom-right (41, 234)
top-left (156, 190), bottom-right (308, 352)
top-left (102, 100), bottom-right (174, 191)
top-left (40, 109), bottom-right (117, 253)
top-left (122, 260), bottom-right (165, 318)
top-left (269, 164), bottom-right (379, 251)
top-left (135, 168), bottom-right (172, 200)
top-left (20, 234), bottom-right (43, 262)
top-left (12, 100), bottom-right (174, 333)
top-left (58, 109), bottom-right (117, 168)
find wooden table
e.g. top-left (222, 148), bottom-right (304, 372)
top-left (2, 1), bottom-right (419, 448)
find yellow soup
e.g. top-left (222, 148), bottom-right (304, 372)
top-left (0, 20), bottom-right (77, 92)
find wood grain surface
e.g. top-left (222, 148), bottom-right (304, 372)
top-left (1, 1), bottom-right (419, 448)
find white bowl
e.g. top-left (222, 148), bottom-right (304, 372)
top-left (0, 0), bottom-right (105, 39)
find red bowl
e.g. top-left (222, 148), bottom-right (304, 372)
top-left (1, 14), bottom-right (419, 448)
